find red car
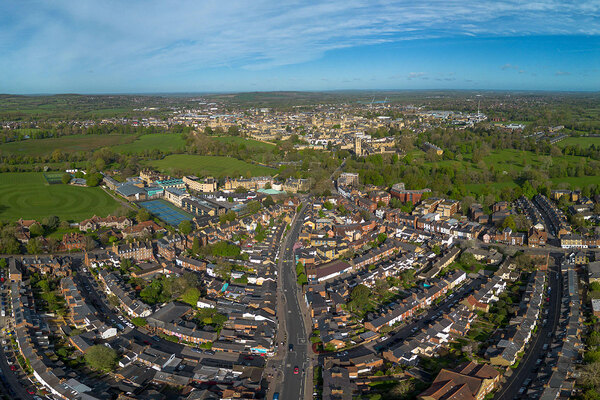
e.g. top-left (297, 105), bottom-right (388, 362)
top-left (9, 365), bottom-right (16, 371)
top-left (293, 366), bottom-right (299, 375)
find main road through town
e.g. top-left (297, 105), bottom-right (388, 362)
top-left (277, 202), bottom-right (311, 400)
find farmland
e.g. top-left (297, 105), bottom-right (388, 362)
top-left (0, 172), bottom-right (120, 221)
top-left (0, 134), bottom-right (136, 156)
top-left (111, 133), bottom-right (187, 153)
top-left (146, 155), bottom-right (275, 177)
top-left (557, 136), bottom-right (600, 149)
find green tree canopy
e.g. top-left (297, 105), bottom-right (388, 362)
top-left (179, 220), bottom-right (192, 235)
top-left (84, 345), bottom-right (118, 372)
top-left (61, 173), bottom-right (72, 184)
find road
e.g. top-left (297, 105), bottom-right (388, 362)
top-left (493, 254), bottom-right (561, 399)
top-left (275, 203), bottom-right (311, 400)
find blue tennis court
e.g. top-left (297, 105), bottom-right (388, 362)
top-left (139, 199), bottom-right (192, 226)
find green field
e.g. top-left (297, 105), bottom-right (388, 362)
top-left (557, 136), bottom-right (600, 148)
top-left (0, 134), bottom-right (136, 156)
top-left (213, 136), bottom-right (276, 151)
top-left (146, 155), bottom-right (274, 177)
top-left (0, 172), bottom-right (120, 221)
top-left (550, 176), bottom-right (600, 187)
top-left (419, 148), bottom-right (589, 174)
top-left (111, 133), bottom-right (187, 153)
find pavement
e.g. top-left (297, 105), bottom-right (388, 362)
top-left (493, 253), bottom-right (562, 399)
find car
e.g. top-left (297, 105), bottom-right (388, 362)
top-left (191, 348), bottom-right (203, 353)
top-left (27, 390), bottom-right (35, 394)
top-left (143, 340), bottom-right (151, 345)
top-left (289, 344), bottom-right (293, 351)
top-left (294, 366), bottom-right (299, 374)
top-left (152, 336), bottom-right (161, 342)
top-left (9, 365), bottom-right (17, 371)
top-left (205, 350), bottom-right (215, 355)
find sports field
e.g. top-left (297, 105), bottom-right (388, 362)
top-left (213, 136), bottom-right (276, 151)
top-left (0, 172), bottom-right (120, 221)
top-left (0, 134), bottom-right (136, 156)
top-left (139, 199), bottom-right (192, 226)
top-left (111, 133), bottom-right (187, 153)
top-left (557, 136), bottom-right (600, 148)
top-left (146, 155), bottom-right (274, 177)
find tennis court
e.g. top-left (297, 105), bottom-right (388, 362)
top-left (139, 199), bottom-right (193, 226)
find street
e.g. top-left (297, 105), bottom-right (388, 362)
top-left (493, 254), bottom-right (562, 399)
top-left (275, 203), bottom-right (311, 400)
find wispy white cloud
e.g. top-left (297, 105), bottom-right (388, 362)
top-left (555, 70), bottom-right (571, 76)
top-left (407, 72), bottom-right (426, 79)
top-left (501, 63), bottom-right (519, 70)
top-left (0, 0), bottom-right (597, 91)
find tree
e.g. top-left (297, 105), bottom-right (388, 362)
top-left (181, 287), bottom-right (201, 307)
top-left (179, 220), bottom-right (192, 235)
top-left (501, 215), bottom-right (516, 231)
top-left (86, 172), bottom-right (103, 187)
top-left (84, 345), bottom-right (118, 372)
top-left (43, 215), bottom-right (60, 231)
top-left (29, 223), bottom-right (44, 237)
top-left (390, 379), bottom-right (416, 399)
top-left (192, 237), bottom-right (201, 255)
top-left (26, 237), bottom-right (43, 254)
top-left (350, 284), bottom-right (370, 304)
top-left (61, 173), bottom-right (72, 184)
top-left (136, 208), bottom-right (151, 222)
top-left (263, 195), bottom-right (275, 207)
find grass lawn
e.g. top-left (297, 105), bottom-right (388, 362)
top-left (465, 181), bottom-right (518, 195)
top-left (112, 133), bottom-right (187, 153)
top-left (0, 172), bottom-right (120, 222)
top-left (213, 136), bottom-right (276, 151)
top-left (557, 136), bottom-right (600, 149)
top-left (0, 134), bottom-right (136, 156)
top-left (551, 175), bottom-right (600, 188)
top-left (146, 154), bottom-right (275, 177)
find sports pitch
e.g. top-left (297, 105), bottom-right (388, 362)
top-left (139, 199), bottom-right (193, 226)
top-left (0, 172), bottom-right (120, 221)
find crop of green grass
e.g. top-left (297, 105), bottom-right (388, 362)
top-left (557, 136), bottom-right (600, 149)
top-left (111, 133), bottom-right (187, 153)
top-left (146, 154), bottom-right (274, 177)
top-left (551, 176), bottom-right (600, 188)
top-left (0, 172), bottom-right (120, 222)
top-left (0, 134), bottom-right (136, 156)
top-left (212, 136), bottom-right (276, 151)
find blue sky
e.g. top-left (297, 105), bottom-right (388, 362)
top-left (0, 1), bottom-right (598, 93)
